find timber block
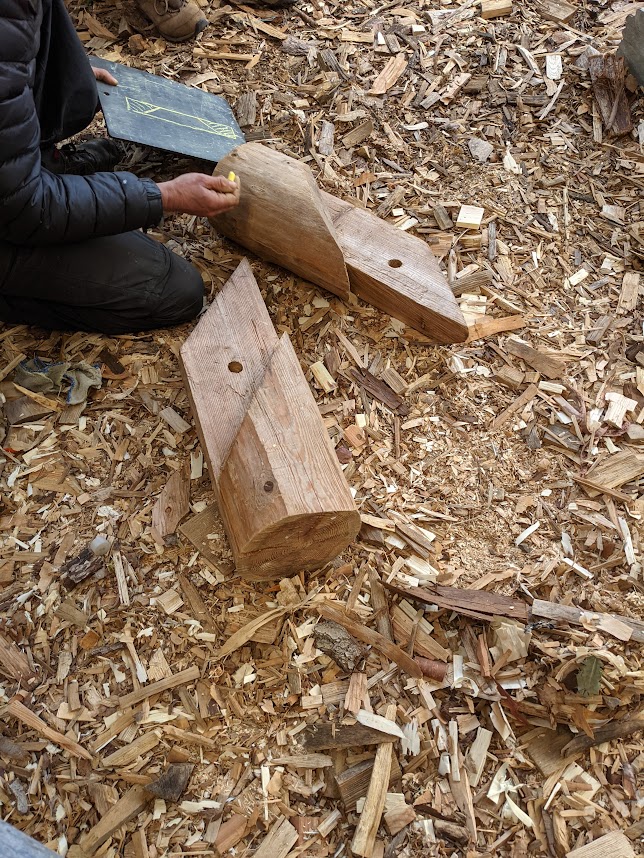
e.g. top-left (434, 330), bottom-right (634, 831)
top-left (211, 143), bottom-right (467, 344)
top-left (180, 260), bottom-right (360, 580)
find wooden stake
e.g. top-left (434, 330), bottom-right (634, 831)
top-left (351, 704), bottom-right (397, 856)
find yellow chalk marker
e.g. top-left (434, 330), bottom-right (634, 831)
top-left (228, 171), bottom-right (236, 182)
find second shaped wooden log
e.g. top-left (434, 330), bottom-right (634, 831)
top-left (218, 332), bottom-right (360, 580)
top-left (180, 259), bottom-right (359, 580)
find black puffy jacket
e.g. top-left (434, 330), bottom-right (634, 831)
top-left (0, 0), bottom-right (162, 246)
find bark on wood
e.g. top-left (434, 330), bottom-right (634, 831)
top-left (530, 600), bottom-right (644, 644)
top-left (60, 548), bottom-right (104, 587)
top-left (618, 9), bottom-right (644, 86)
top-left (314, 620), bottom-right (368, 672)
top-left (346, 368), bottom-right (409, 416)
top-left (212, 143), bottom-right (351, 299)
top-left (384, 580), bottom-right (529, 623)
top-left (317, 602), bottom-right (423, 678)
top-left (145, 763), bottom-right (194, 802)
top-left (302, 722), bottom-right (399, 752)
top-left (562, 716), bottom-right (644, 756)
top-left (588, 55), bottom-right (633, 136)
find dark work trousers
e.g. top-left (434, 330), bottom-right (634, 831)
top-left (0, 2), bottom-right (203, 335)
top-left (0, 233), bottom-right (205, 335)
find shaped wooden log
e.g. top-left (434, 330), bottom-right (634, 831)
top-left (211, 142), bottom-right (467, 343)
top-left (211, 143), bottom-right (350, 299)
top-left (218, 333), bottom-right (360, 579)
top-left (180, 260), bottom-right (359, 580)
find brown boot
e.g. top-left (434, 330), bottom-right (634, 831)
top-left (135, 0), bottom-right (207, 42)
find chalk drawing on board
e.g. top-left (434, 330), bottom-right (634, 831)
top-left (90, 57), bottom-right (245, 162)
top-left (124, 97), bottom-right (240, 140)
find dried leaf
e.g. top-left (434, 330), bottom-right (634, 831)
top-left (576, 656), bottom-right (603, 698)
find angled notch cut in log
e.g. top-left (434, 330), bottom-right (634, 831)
top-left (180, 259), bottom-right (360, 580)
top-left (211, 144), bottom-right (350, 299)
top-left (211, 143), bottom-right (467, 344)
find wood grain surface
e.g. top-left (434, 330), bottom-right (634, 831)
top-left (218, 333), bottom-right (360, 579)
top-left (212, 143), bottom-right (351, 298)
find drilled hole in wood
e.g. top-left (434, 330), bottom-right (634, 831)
top-left (228, 361), bottom-right (243, 373)
top-left (264, 480), bottom-right (274, 493)
top-left (388, 259), bottom-right (403, 268)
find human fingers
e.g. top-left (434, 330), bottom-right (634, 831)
top-left (202, 189), bottom-right (240, 217)
top-left (92, 67), bottom-right (118, 86)
top-left (203, 174), bottom-right (238, 195)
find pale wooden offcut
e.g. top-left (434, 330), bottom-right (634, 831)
top-left (351, 704), bottom-right (397, 856)
top-left (218, 333), bottom-right (360, 579)
top-left (566, 831), bottom-right (635, 858)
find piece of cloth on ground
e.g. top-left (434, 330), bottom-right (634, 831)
top-left (14, 358), bottom-right (102, 405)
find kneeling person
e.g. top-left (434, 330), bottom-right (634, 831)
top-left (0, 0), bottom-right (240, 335)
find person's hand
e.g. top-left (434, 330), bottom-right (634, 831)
top-left (92, 67), bottom-right (118, 86)
top-left (158, 173), bottom-right (240, 218)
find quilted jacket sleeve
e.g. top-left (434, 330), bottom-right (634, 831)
top-left (0, 2), bottom-right (163, 246)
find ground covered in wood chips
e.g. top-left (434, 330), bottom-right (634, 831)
top-left (1, 0), bottom-right (644, 856)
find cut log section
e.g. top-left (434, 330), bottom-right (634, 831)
top-left (218, 333), bottom-right (360, 579)
top-left (211, 143), bottom-right (350, 299)
top-left (323, 193), bottom-right (468, 343)
top-left (211, 143), bottom-right (467, 343)
top-left (180, 260), bottom-right (360, 580)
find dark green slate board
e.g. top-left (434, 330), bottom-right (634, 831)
top-left (91, 58), bottom-right (245, 163)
